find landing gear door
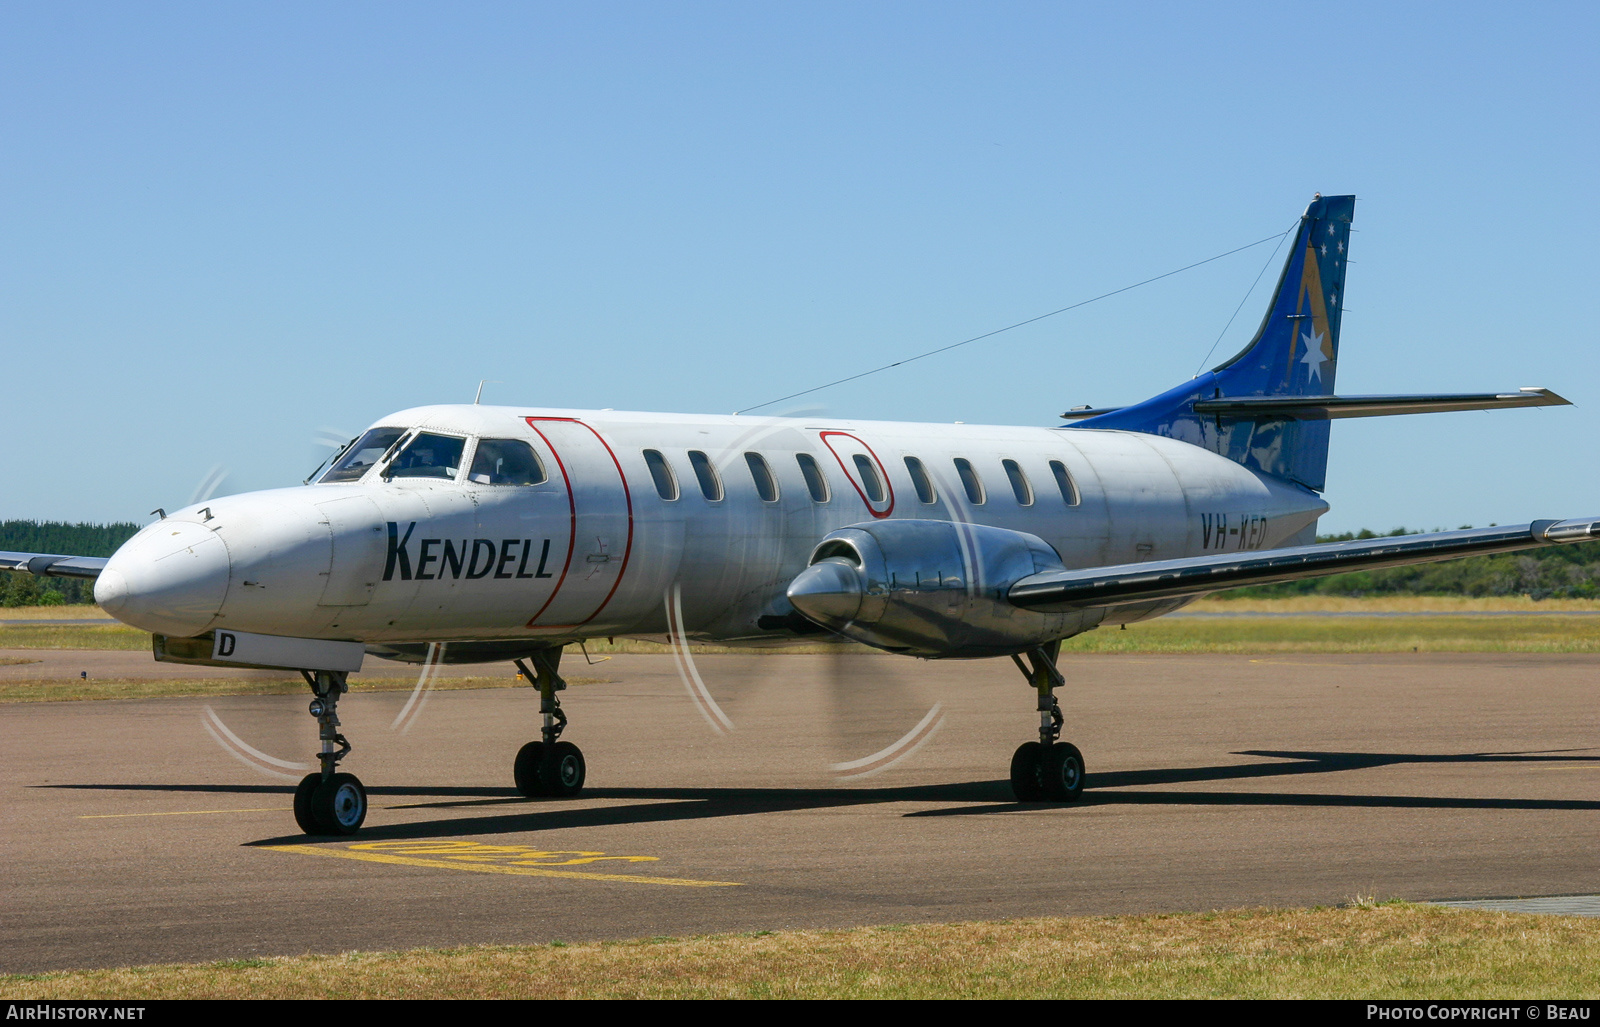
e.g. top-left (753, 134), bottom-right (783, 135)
top-left (523, 417), bottom-right (635, 629)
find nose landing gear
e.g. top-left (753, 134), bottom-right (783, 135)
top-left (1008, 641), bottom-right (1085, 803)
top-left (512, 649), bottom-right (586, 799)
top-left (292, 670), bottom-right (368, 835)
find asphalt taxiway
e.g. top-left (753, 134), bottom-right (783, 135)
top-left (4, 650), bottom-right (1599, 973)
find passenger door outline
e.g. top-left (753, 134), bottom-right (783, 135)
top-left (522, 417), bottom-right (635, 628)
top-left (818, 431), bottom-right (895, 519)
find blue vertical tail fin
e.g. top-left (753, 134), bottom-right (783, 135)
top-left (1068, 194), bottom-right (1356, 491)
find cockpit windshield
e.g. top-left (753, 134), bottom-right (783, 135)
top-left (468, 439), bottom-right (547, 485)
top-left (320, 427), bottom-right (407, 483)
top-left (386, 432), bottom-right (467, 480)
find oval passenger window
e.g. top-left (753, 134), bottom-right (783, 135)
top-left (1050, 460), bottom-right (1080, 507)
top-left (953, 458), bottom-right (985, 505)
top-left (644, 449), bottom-right (678, 501)
top-left (745, 453), bottom-right (779, 502)
top-left (852, 454), bottom-right (885, 503)
top-left (796, 453), bottom-right (830, 503)
top-left (688, 450), bottom-right (723, 502)
top-left (904, 456), bottom-right (936, 504)
top-left (1003, 459), bottom-right (1033, 506)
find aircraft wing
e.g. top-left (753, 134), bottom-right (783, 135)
top-left (1008, 518), bottom-right (1600, 611)
top-left (0, 552), bottom-right (109, 580)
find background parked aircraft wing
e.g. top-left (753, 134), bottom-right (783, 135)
top-left (1008, 518), bottom-right (1600, 611)
top-left (0, 552), bottom-right (109, 580)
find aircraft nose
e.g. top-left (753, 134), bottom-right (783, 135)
top-left (786, 558), bottom-right (864, 631)
top-left (95, 520), bottom-right (230, 637)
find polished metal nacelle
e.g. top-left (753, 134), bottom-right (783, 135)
top-left (786, 519), bottom-right (1100, 658)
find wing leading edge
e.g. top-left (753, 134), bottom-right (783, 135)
top-left (0, 552), bottom-right (109, 580)
top-left (1007, 518), bottom-right (1600, 611)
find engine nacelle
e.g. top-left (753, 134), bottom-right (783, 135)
top-left (785, 520), bottom-right (1100, 658)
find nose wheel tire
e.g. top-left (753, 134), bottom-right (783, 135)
top-left (293, 773), bottom-right (323, 833)
top-left (513, 740), bottom-right (586, 798)
top-left (1041, 742), bottom-right (1085, 802)
top-left (1010, 742), bottom-right (1044, 801)
top-left (1009, 741), bottom-right (1085, 803)
top-left (294, 772), bottom-right (368, 835)
top-left (514, 741), bottom-right (546, 797)
top-left (539, 741), bottom-right (586, 797)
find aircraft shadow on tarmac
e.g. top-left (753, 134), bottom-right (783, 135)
top-left (38, 747), bottom-right (1600, 845)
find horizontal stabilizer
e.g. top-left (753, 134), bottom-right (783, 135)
top-left (1189, 387), bottom-right (1569, 420)
top-left (1008, 518), bottom-right (1600, 611)
top-left (0, 551), bottom-right (108, 580)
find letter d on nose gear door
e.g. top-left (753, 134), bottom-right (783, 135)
top-left (523, 418), bottom-right (634, 629)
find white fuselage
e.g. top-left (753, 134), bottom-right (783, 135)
top-left (95, 404), bottom-right (1328, 647)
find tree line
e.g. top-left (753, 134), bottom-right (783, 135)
top-left (5, 520), bottom-right (1600, 607)
top-left (1224, 528), bottom-right (1600, 600)
top-left (1, 520), bottom-right (141, 606)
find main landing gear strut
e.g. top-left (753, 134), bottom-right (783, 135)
top-left (512, 649), bottom-right (586, 798)
top-left (1007, 640), bottom-right (1085, 802)
top-left (292, 669), bottom-right (369, 835)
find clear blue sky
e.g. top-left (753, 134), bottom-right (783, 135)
top-left (3, 1), bottom-right (1595, 533)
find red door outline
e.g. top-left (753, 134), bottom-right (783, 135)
top-left (523, 417), bottom-right (635, 628)
top-left (819, 431), bottom-right (895, 519)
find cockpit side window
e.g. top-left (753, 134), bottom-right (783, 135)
top-left (320, 427), bottom-right (407, 483)
top-left (387, 432), bottom-right (467, 480)
top-left (468, 439), bottom-right (547, 485)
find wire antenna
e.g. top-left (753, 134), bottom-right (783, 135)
top-left (1193, 220), bottom-right (1297, 376)
top-left (736, 229), bottom-right (1293, 415)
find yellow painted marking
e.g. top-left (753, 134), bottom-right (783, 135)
top-left (266, 843), bottom-right (740, 887)
top-left (80, 807), bottom-right (292, 819)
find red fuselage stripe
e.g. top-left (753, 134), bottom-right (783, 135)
top-left (522, 417), bottom-right (635, 629)
top-left (819, 431), bottom-right (895, 520)
top-left (523, 419), bottom-right (579, 627)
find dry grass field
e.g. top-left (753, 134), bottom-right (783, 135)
top-left (8, 903), bottom-right (1599, 1000)
top-left (6, 598), bottom-right (1600, 671)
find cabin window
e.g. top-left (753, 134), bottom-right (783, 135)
top-left (904, 456), bottom-right (936, 504)
top-left (953, 457), bottom-right (985, 505)
top-left (1003, 459), bottom-right (1034, 506)
top-left (688, 450), bottom-right (723, 501)
top-left (320, 427), bottom-right (407, 483)
top-left (796, 453), bottom-right (830, 503)
top-left (745, 452), bottom-right (779, 502)
top-left (468, 439), bottom-right (547, 485)
top-left (643, 449), bottom-right (678, 501)
top-left (387, 432), bottom-right (466, 480)
top-left (1050, 460), bottom-right (1081, 507)
top-left (852, 454), bottom-right (885, 503)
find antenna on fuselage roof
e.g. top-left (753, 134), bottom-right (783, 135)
top-left (474, 380), bottom-right (502, 405)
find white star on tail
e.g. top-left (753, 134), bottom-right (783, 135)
top-left (1301, 328), bottom-right (1329, 382)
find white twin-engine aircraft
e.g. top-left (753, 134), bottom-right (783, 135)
top-left (6, 194), bottom-right (1596, 837)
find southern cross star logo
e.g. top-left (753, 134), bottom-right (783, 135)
top-left (1300, 327), bottom-right (1329, 383)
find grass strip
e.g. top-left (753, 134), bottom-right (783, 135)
top-left (0, 674), bottom-right (612, 704)
top-left (8, 903), bottom-right (1600, 999)
top-left (0, 623), bottom-right (150, 649)
top-left (10, 616), bottom-right (1600, 657)
top-left (1063, 615), bottom-right (1600, 653)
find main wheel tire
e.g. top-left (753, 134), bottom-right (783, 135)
top-left (310, 772), bottom-right (368, 835)
top-left (1041, 742), bottom-right (1086, 802)
top-left (514, 741), bottom-right (547, 797)
top-left (538, 741), bottom-right (586, 798)
top-left (1009, 741), bottom-right (1044, 801)
top-left (293, 773), bottom-right (323, 834)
